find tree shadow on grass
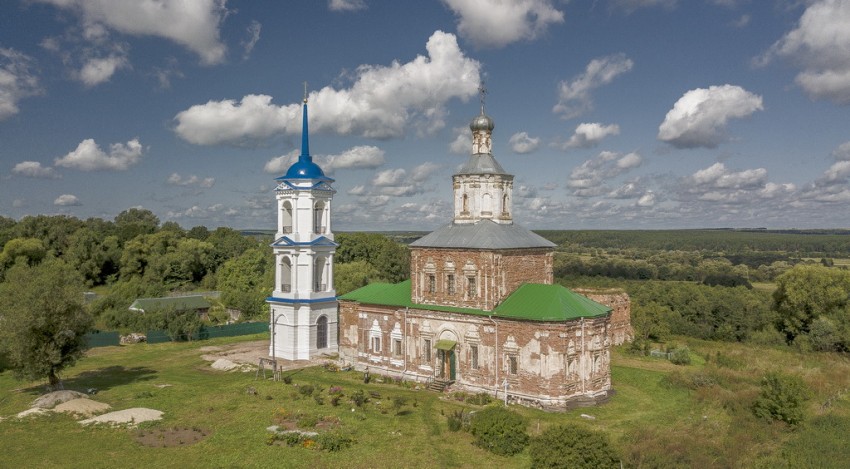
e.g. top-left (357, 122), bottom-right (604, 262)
top-left (18, 366), bottom-right (158, 395)
top-left (64, 366), bottom-right (158, 392)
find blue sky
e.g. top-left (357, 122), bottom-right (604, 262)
top-left (2, 0), bottom-right (849, 231)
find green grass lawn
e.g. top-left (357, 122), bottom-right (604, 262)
top-left (2, 334), bottom-right (850, 468)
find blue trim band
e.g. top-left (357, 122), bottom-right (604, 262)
top-left (266, 296), bottom-right (338, 304)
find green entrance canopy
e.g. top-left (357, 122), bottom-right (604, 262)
top-left (435, 340), bottom-right (457, 351)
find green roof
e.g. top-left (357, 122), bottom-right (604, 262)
top-left (494, 283), bottom-right (611, 321)
top-left (338, 280), bottom-right (610, 322)
top-left (129, 295), bottom-right (211, 313)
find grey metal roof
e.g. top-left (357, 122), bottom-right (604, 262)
top-left (410, 219), bottom-right (556, 249)
top-left (456, 153), bottom-right (508, 176)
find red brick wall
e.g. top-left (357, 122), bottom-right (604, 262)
top-left (574, 289), bottom-right (632, 346)
top-left (410, 247), bottom-right (553, 311)
top-left (338, 299), bottom-right (612, 408)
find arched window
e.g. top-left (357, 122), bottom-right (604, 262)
top-left (313, 201), bottom-right (325, 233)
top-left (280, 257), bottom-right (292, 292)
top-left (461, 194), bottom-right (468, 213)
top-left (282, 201), bottom-right (293, 233)
top-left (316, 315), bottom-right (328, 349)
top-left (314, 257), bottom-right (326, 291)
top-left (502, 194), bottom-right (509, 215)
top-left (482, 193), bottom-right (492, 215)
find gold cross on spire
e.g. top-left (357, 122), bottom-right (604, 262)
top-left (303, 81), bottom-right (308, 103)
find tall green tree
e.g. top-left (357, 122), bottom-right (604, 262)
top-left (217, 247), bottom-right (273, 318)
top-left (0, 237), bottom-right (47, 268)
top-left (0, 259), bottom-right (92, 389)
top-left (65, 228), bottom-right (121, 286)
top-left (773, 265), bottom-right (850, 343)
top-left (114, 208), bottom-right (159, 243)
top-left (335, 260), bottom-right (378, 295)
top-left (336, 232), bottom-right (409, 283)
top-left (11, 214), bottom-right (84, 257)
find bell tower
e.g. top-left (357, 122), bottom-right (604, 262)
top-left (268, 92), bottom-right (338, 360)
top-left (452, 85), bottom-right (514, 225)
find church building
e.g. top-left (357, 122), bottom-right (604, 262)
top-left (267, 96), bottom-right (339, 361)
top-left (338, 101), bottom-right (632, 409)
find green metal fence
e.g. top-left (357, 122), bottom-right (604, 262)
top-left (145, 321), bottom-right (268, 344)
top-left (84, 330), bottom-right (120, 348)
top-left (84, 322), bottom-right (269, 347)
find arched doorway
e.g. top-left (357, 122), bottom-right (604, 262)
top-left (436, 330), bottom-right (459, 381)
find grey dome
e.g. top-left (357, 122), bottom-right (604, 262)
top-left (470, 113), bottom-right (494, 132)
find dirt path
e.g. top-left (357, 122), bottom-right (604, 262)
top-left (199, 340), bottom-right (334, 372)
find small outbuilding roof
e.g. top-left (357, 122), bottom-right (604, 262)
top-left (338, 280), bottom-right (610, 321)
top-left (129, 295), bottom-right (211, 313)
top-left (409, 219), bottom-right (556, 250)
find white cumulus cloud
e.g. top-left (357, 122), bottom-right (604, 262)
top-left (364, 162), bottom-right (439, 197)
top-left (54, 194), bottom-right (81, 206)
top-left (442, 0), bottom-right (564, 48)
top-left (12, 161), bottom-right (61, 179)
top-left (509, 132), bottom-right (540, 154)
top-left (175, 31), bottom-right (480, 145)
top-left (691, 162), bottom-right (767, 189)
top-left (55, 138), bottom-right (143, 171)
top-left (449, 126), bottom-right (472, 154)
top-left (658, 85), bottom-right (763, 149)
top-left (37, 0), bottom-right (228, 64)
top-left (823, 161), bottom-right (850, 182)
top-left (567, 151), bottom-right (643, 196)
top-left (323, 145), bottom-right (385, 171)
top-left (636, 191), bottom-right (656, 207)
top-left (0, 48), bottom-right (42, 120)
top-left (759, 0), bottom-right (850, 103)
top-left (77, 53), bottom-right (130, 86)
top-left (329, 0), bottom-right (367, 11)
top-left (167, 173), bottom-right (215, 188)
top-left (832, 141), bottom-right (850, 161)
top-left (264, 146), bottom-right (385, 175)
top-left (263, 149), bottom-right (299, 174)
top-left (553, 53), bottom-right (633, 119)
top-left (563, 122), bottom-right (620, 149)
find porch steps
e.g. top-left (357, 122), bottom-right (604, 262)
top-left (427, 379), bottom-right (454, 393)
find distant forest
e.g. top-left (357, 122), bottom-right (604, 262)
top-left (4, 213), bottom-right (850, 351)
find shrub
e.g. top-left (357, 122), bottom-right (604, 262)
top-left (297, 414), bottom-right (319, 428)
top-left (351, 389), bottom-right (368, 407)
top-left (391, 395), bottom-right (407, 414)
top-left (282, 375), bottom-right (292, 385)
top-left (713, 352), bottom-right (744, 370)
top-left (663, 371), bottom-right (715, 390)
top-left (468, 407), bottom-right (529, 456)
top-left (752, 371), bottom-right (810, 425)
top-left (298, 384), bottom-right (315, 397)
top-left (447, 409), bottom-right (465, 432)
top-left (267, 431), bottom-right (306, 447)
top-left (466, 392), bottom-right (493, 406)
top-left (529, 424), bottom-right (619, 469)
top-left (668, 347), bottom-right (692, 365)
top-left (316, 431), bottom-right (354, 452)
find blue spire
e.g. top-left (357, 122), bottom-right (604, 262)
top-left (277, 93), bottom-right (332, 182)
top-left (300, 99), bottom-right (310, 161)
